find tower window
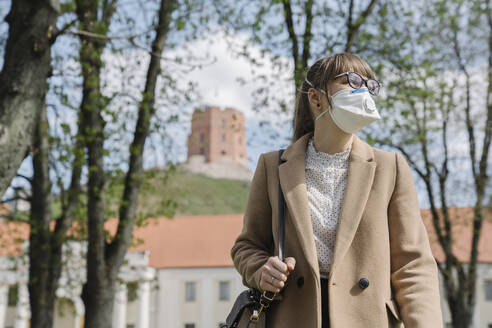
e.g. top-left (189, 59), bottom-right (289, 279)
top-left (200, 147), bottom-right (205, 155)
top-left (221, 134), bottom-right (226, 141)
top-left (221, 150), bottom-right (226, 155)
top-left (221, 119), bottom-right (226, 128)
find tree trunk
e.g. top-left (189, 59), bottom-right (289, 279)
top-left (75, 2), bottom-right (116, 326)
top-left (78, 0), bottom-right (174, 327)
top-left (28, 107), bottom-right (85, 328)
top-left (29, 103), bottom-right (56, 328)
top-left (0, 0), bottom-right (60, 196)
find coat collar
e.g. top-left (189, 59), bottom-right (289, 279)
top-left (278, 131), bottom-right (377, 282)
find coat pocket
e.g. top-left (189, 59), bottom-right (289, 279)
top-left (385, 298), bottom-right (401, 322)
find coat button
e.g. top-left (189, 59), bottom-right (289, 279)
top-left (297, 276), bottom-right (304, 287)
top-left (359, 277), bottom-right (369, 289)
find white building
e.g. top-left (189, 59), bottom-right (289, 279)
top-left (0, 207), bottom-right (491, 328)
top-left (0, 214), bottom-right (247, 328)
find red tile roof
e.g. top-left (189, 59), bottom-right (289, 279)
top-left (0, 207), bottom-right (491, 267)
top-left (0, 218), bottom-right (28, 257)
top-left (422, 207), bottom-right (492, 264)
top-left (104, 214), bottom-right (243, 268)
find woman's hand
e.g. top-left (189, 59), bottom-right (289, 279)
top-left (259, 256), bottom-right (296, 293)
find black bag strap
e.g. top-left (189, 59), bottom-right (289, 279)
top-left (277, 149), bottom-right (286, 262)
top-left (258, 149), bottom-right (287, 304)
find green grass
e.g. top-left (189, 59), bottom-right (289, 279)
top-left (95, 165), bottom-right (251, 223)
top-left (137, 167), bottom-right (251, 217)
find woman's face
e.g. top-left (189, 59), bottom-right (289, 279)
top-left (308, 72), bottom-right (370, 117)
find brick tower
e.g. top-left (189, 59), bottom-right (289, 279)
top-left (187, 106), bottom-right (248, 168)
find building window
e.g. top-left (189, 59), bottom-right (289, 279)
top-left (221, 150), bottom-right (226, 155)
top-left (7, 285), bottom-right (17, 306)
top-left (184, 324), bottom-right (195, 328)
top-left (221, 134), bottom-right (226, 141)
top-left (185, 282), bottom-right (196, 302)
top-left (219, 281), bottom-right (230, 301)
top-left (200, 134), bottom-right (205, 142)
top-left (200, 147), bottom-right (205, 155)
top-left (484, 280), bottom-right (492, 301)
top-left (221, 119), bottom-right (226, 128)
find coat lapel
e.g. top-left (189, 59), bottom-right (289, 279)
top-left (278, 131), bottom-right (377, 283)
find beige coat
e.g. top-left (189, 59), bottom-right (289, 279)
top-left (230, 131), bottom-right (443, 328)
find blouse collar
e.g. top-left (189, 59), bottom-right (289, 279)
top-left (305, 136), bottom-right (352, 170)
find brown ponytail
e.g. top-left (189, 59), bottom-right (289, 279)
top-left (291, 53), bottom-right (376, 143)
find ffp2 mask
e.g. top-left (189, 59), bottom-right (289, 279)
top-left (307, 79), bottom-right (381, 133)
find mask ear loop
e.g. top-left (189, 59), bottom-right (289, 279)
top-left (303, 78), bottom-right (329, 98)
top-left (299, 77), bottom-right (333, 122)
top-left (304, 78), bottom-right (334, 123)
top-left (303, 78), bottom-right (336, 123)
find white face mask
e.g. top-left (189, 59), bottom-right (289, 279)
top-left (307, 78), bottom-right (381, 133)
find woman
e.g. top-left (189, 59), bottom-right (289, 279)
top-left (230, 53), bottom-right (443, 328)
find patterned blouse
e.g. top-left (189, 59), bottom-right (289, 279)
top-left (305, 135), bottom-right (352, 279)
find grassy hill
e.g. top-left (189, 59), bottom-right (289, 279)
top-left (93, 165), bottom-right (252, 223)
top-left (134, 166), bottom-right (251, 218)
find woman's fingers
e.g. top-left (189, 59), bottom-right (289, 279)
top-left (259, 256), bottom-right (292, 292)
top-left (261, 263), bottom-right (286, 286)
top-left (267, 257), bottom-right (289, 280)
top-left (270, 256), bottom-right (289, 275)
top-left (259, 278), bottom-right (281, 293)
top-left (284, 257), bottom-right (296, 271)
top-left (259, 255), bottom-right (298, 293)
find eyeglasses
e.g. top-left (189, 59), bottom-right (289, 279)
top-left (334, 72), bottom-right (381, 96)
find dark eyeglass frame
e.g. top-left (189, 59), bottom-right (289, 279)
top-left (334, 71), bottom-right (381, 96)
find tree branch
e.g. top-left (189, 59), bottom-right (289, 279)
top-left (282, 0), bottom-right (299, 64)
top-left (345, 0), bottom-right (377, 52)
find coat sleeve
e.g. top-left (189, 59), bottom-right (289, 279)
top-left (388, 152), bottom-right (443, 327)
top-left (231, 152), bottom-right (274, 290)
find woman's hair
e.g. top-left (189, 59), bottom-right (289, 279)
top-left (292, 52), bottom-right (376, 142)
